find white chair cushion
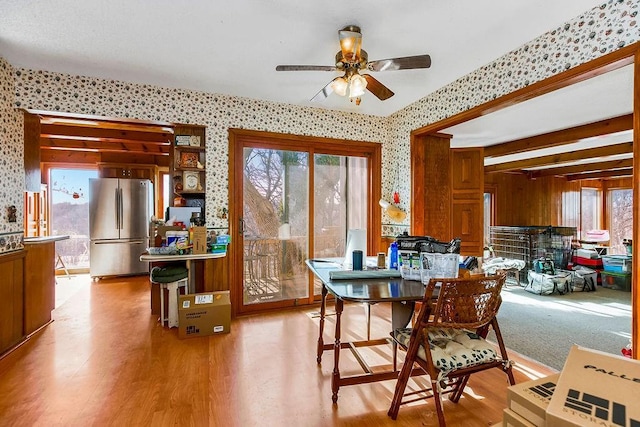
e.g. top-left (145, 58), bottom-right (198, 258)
top-left (394, 327), bottom-right (499, 374)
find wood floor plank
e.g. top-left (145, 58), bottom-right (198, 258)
top-left (0, 275), bottom-right (556, 426)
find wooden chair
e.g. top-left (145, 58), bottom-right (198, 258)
top-left (388, 274), bottom-right (514, 426)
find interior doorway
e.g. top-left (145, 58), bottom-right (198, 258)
top-left (49, 168), bottom-right (99, 273)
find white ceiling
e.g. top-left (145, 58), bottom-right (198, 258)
top-left (0, 0), bottom-right (608, 120)
top-left (446, 64), bottom-right (635, 165)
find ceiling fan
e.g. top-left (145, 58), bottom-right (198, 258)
top-left (276, 25), bottom-right (431, 105)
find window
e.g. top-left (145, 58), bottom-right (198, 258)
top-left (50, 168), bottom-right (99, 271)
top-left (580, 188), bottom-right (601, 239)
top-left (483, 188), bottom-right (495, 250)
top-left (608, 188), bottom-right (632, 255)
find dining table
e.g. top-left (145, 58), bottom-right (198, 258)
top-left (306, 258), bottom-right (427, 403)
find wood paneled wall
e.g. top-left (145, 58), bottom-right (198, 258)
top-left (485, 173), bottom-right (632, 228)
top-left (486, 173), bottom-right (581, 227)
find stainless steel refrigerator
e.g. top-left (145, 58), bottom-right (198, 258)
top-left (89, 178), bottom-right (153, 278)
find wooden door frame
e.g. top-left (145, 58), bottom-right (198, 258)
top-left (412, 43), bottom-right (640, 359)
top-left (228, 128), bottom-right (382, 315)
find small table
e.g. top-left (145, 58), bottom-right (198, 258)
top-left (306, 259), bottom-right (426, 403)
top-left (140, 252), bottom-right (226, 294)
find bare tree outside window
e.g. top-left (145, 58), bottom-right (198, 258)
top-left (608, 188), bottom-right (632, 255)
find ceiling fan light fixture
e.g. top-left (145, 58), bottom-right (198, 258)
top-left (331, 76), bottom-right (349, 97)
top-left (339, 26), bottom-right (362, 63)
top-left (349, 73), bottom-right (367, 98)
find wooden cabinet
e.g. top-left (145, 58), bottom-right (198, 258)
top-left (23, 241), bottom-right (56, 335)
top-left (0, 251), bottom-right (25, 355)
top-left (411, 134), bottom-right (484, 255)
top-left (99, 163), bottom-right (156, 181)
top-left (450, 149), bottom-right (484, 255)
top-left (170, 124), bottom-right (206, 210)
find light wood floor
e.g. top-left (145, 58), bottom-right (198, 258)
top-left (0, 275), bottom-right (556, 426)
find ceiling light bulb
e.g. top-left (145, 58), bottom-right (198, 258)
top-left (339, 27), bottom-right (362, 63)
top-left (349, 73), bottom-right (367, 98)
top-left (331, 77), bottom-right (349, 97)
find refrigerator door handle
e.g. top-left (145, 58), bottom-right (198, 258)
top-left (115, 187), bottom-right (120, 231)
top-left (119, 187), bottom-right (124, 230)
top-left (93, 240), bottom-right (146, 245)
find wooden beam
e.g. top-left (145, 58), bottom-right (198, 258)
top-left (40, 136), bottom-right (170, 155)
top-left (484, 142), bottom-right (633, 173)
top-left (412, 43), bottom-right (638, 137)
top-left (530, 158), bottom-right (634, 178)
top-left (632, 46), bottom-right (640, 360)
top-left (27, 109), bottom-right (174, 128)
top-left (484, 114), bottom-right (633, 158)
top-left (40, 123), bottom-right (173, 143)
top-left (565, 168), bottom-right (633, 181)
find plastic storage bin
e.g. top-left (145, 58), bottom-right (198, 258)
top-left (600, 271), bottom-right (631, 291)
top-left (601, 255), bottom-right (632, 273)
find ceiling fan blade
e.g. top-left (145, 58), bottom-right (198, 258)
top-left (362, 74), bottom-right (394, 100)
top-left (367, 54), bottom-right (431, 72)
top-left (310, 78), bottom-right (337, 102)
top-left (276, 65), bottom-right (337, 72)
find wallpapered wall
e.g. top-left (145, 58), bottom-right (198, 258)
top-left (0, 57), bottom-right (24, 253)
top-left (2, 0), bottom-right (639, 254)
top-left (385, 0), bottom-right (638, 237)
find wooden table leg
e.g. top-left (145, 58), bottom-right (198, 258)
top-left (317, 284), bottom-right (328, 364)
top-left (332, 297), bottom-right (344, 403)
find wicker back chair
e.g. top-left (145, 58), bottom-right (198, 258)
top-left (388, 274), bottom-right (515, 426)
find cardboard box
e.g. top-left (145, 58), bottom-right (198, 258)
top-left (507, 373), bottom-right (560, 426)
top-left (503, 408), bottom-right (536, 427)
top-left (191, 226), bottom-right (207, 254)
top-left (178, 291), bottom-right (230, 339)
top-left (546, 345), bottom-right (640, 426)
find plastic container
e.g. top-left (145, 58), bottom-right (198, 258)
top-left (389, 242), bottom-right (399, 270)
top-left (419, 252), bottom-right (459, 280)
top-left (601, 255), bottom-right (632, 273)
top-left (600, 271), bottom-right (631, 291)
top-left (399, 253), bottom-right (420, 281)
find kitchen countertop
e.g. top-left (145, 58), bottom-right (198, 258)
top-left (140, 252), bottom-right (226, 262)
top-left (24, 235), bottom-right (70, 244)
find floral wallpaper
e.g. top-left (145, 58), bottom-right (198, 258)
top-left (387, 0), bottom-right (638, 227)
top-left (2, 0), bottom-right (639, 254)
top-left (0, 57), bottom-right (24, 254)
top-left (13, 74), bottom-right (390, 231)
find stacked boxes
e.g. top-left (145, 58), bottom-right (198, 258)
top-left (546, 345), bottom-right (640, 426)
top-left (504, 373), bottom-right (560, 426)
top-left (501, 346), bottom-right (640, 426)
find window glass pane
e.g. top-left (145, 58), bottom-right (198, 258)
top-left (608, 188), bottom-right (632, 255)
top-left (580, 188), bottom-right (601, 239)
top-left (243, 148), bottom-right (309, 304)
top-left (483, 192), bottom-right (492, 247)
top-left (50, 168), bottom-right (99, 270)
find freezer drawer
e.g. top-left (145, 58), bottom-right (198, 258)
top-left (90, 239), bottom-right (149, 278)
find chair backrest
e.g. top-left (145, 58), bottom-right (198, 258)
top-left (424, 274), bottom-right (506, 330)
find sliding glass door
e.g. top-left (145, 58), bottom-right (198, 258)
top-left (242, 148), bottom-right (310, 305)
top-left (230, 130), bottom-right (381, 314)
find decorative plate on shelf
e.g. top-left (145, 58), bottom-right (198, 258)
top-left (183, 171), bottom-right (200, 191)
top-left (179, 152), bottom-right (199, 168)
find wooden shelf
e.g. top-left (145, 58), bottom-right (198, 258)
top-left (170, 124), bottom-right (206, 210)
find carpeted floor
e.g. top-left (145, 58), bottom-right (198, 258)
top-left (487, 283), bottom-right (632, 371)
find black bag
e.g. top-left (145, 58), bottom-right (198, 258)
top-left (396, 232), bottom-right (461, 254)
